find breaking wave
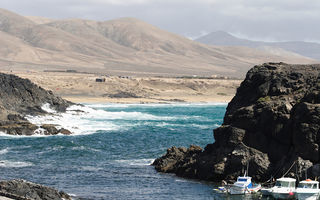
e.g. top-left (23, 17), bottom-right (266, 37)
top-left (0, 160), bottom-right (33, 168)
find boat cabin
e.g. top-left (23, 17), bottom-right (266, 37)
top-left (237, 177), bottom-right (252, 183)
top-left (298, 179), bottom-right (319, 189)
top-left (275, 177), bottom-right (296, 188)
top-left (234, 177), bottom-right (253, 187)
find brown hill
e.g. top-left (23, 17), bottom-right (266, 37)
top-left (0, 8), bottom-right (317, 77)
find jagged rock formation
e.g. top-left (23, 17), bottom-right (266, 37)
top-left (0, 179), bottom-right (71, 200)
top-left (153, 62), bottom-right (320, 182)
top-left (0, 73), bottom-right (72, 135)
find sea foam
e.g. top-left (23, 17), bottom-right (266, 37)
top-left (25, 104), bottom-right (180, 136)
top-left (0, 160), bottom-right (33, 168)
top-left (114, 159), bottom-right (155, 166)
top-left (0, 148), bottom-right (9, 155)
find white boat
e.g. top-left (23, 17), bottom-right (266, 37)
top-left (271, 177), bottom-right (296, 199)
top-left (295, 179), bottom-right (320, 200)
top-left (229, 176), bottom-right (261, 195)
top-left (261, 187), bottom-right (272, 196)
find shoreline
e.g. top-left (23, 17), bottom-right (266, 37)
top-left (62, 96), bottom-right (232, 104)
top-left (13, 71), bottom-right (240, 105)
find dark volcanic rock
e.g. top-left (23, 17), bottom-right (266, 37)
top-left (0, 73), bottom-right (71, 115)
top-left (0, 179), bottom-right (71, 200)
top-left (0, 121), bottom-right (38, 135)
top-left (0, 73), bottom-right (73, 135)
top-left (58, 128), bottom-right (72, 135)
top-left (153, 62), bottom-right (320, 182)
top-left (40, 124), bottom-right (59, 135)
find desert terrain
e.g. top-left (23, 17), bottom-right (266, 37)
top-left (10, 70), bottom-right (241, 103)
top-left (0, 8), bottom-right (317, 79)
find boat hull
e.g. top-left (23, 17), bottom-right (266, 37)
top-left (229, 186), bottom-right (246, 195)
top-left (272, 191), bottom-right (295, 199)
top-left (261, 188), bottom-right (272, 196)
top-left (296, 192), bottom-right (320, 200)
top-left (229, 185), bottom-right (261, 195)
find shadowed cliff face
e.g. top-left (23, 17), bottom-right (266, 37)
top-left (0, 73), bottom-right (72, 135)
top-left (153, 62), bottom-right (320, 182)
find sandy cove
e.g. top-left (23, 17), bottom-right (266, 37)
top-left (10, 71), bottom-right (241, 104)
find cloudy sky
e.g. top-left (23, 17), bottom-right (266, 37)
top-left (1, 0), bottom-right (320, 42)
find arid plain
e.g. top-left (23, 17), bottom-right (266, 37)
top-left (12, 70), bottom-right (241, 103)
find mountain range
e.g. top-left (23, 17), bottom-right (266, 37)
top-left (196, 31), bottom-right (320, 61)
top-left (0, 8), bottom-right (317, 77)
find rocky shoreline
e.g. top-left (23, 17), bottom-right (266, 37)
top-left (0, 74), bottom-right (75, 199)
top-left (153, 62), bottom-right (320, 183)
top-left (0, 179), bottom-right (71, 200)
top-left (0, 73), bottom-right (73, 136)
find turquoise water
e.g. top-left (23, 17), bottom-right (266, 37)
top-left (0, 103), bottom-right (243, 199)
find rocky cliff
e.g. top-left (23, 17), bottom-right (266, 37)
top-left (0, 73), bottom-right (72, 135)
top-left (153, 62), bottom-right (320, 182)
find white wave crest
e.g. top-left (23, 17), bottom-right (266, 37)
top-left (81, 166), bottom-right (103, 172)
top-left (26, 104), bottom-right (120, 135)
top-left (41, 103), bottom-right (57, 113)
top-left (6, 102), bottom-right (221, 137)
top-left (25, 103), bottom-right (183, 136)
top-left (0, 148), bottom-right (9, 155)
top-left (0, 160), bottom-right (33, 168)
top-left (71, 146), bottom-right (101, 152)
top-left (114, 158), bottom-right (155, 166)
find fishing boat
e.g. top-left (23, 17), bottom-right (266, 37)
top-left (295, 179), bottom-right (320, 200)
top-left (260, 187), bottom-right (272, 196)
top-left (271, 177), bottom-right (296, 199)
top-left (229, 176), bottom-right (261, 195)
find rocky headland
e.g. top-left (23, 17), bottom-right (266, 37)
top-left (0, 73), bottom-right (73, 135)
top-left (153, 62), bottom-right (320, 182)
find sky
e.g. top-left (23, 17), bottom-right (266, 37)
top-left (0, 0), bottom-right (320, 42)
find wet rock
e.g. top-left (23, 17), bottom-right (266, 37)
top-left (0, 179), bottom-right (71, 200)
top-left (58, 128), bottom-right (72, 135)
top-left (0, 73), bottom-right (74, 136)
top-left (153, 63), bottom-right (320, 182)
top-left (0, 121), bottom-right (38, 135)
top-left (41, 124), bottom-right (59, 135)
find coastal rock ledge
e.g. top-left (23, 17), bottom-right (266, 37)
top-left (0, 73), bottom-right (72, 135)
top-left (0, 179), bottom-right (71, 200)
top-left (153, 62), bottom-right (320, 182)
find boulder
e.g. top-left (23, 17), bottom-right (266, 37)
top-left (40, 124), bottom-right (59, 135)
top-left (58, 128), bottom-right (72, 135)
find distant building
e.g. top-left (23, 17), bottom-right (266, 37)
top-left (96, 78), bottom-right (106, 82)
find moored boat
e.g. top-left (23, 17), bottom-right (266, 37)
top-left (261, 187), bottom-right (272, 196)
top-left (295, 179), bottom-right (320, 200)
top-left (229, 176), bottom-right (261, 195)
top-left (271, 177), bottom-right (296, 199)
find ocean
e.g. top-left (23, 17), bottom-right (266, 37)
top-left (0, 103), bottom-right (260, 199)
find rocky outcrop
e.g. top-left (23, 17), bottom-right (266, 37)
top-left (0, 73), bottom-right (73, 135)
top-left (0, 179), bottom-right (71, 200)
top-left (153, 62), bottom-right (320, 182)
